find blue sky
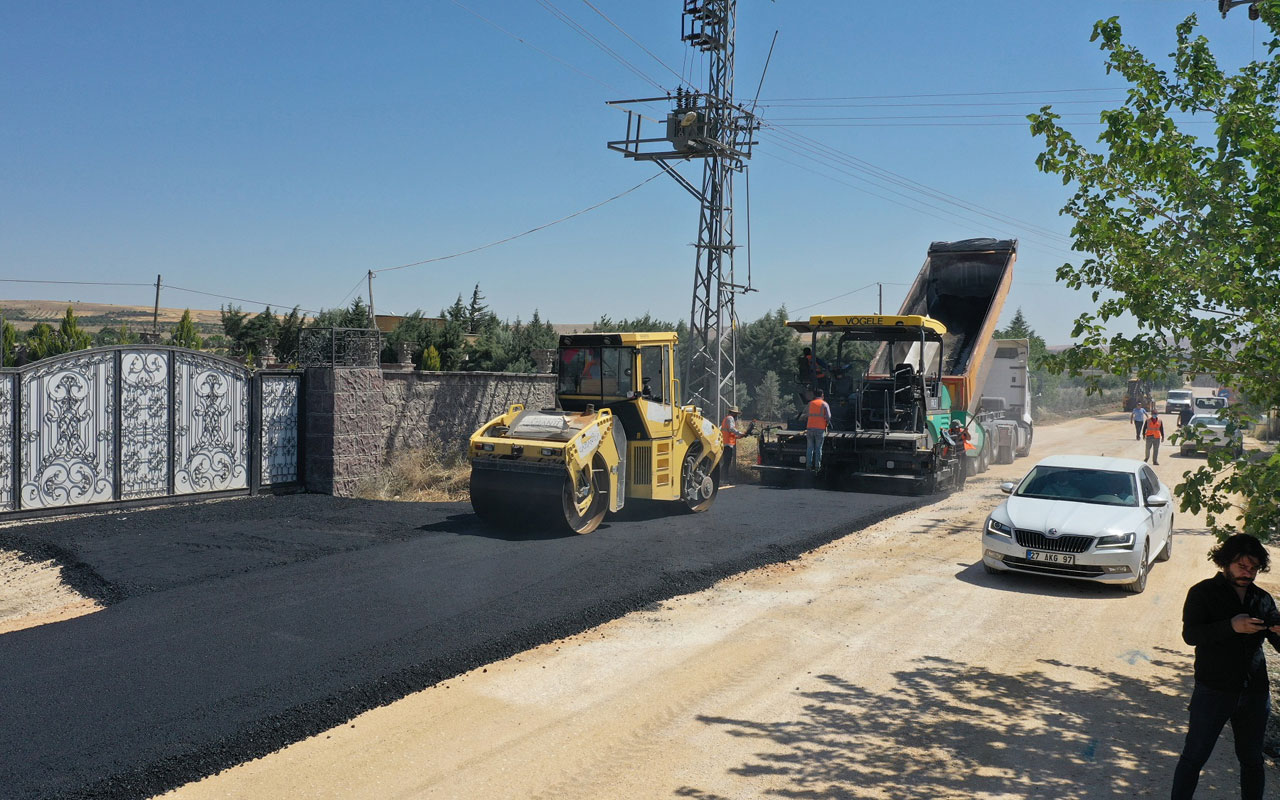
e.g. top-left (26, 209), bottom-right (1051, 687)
top-left (1, 1), bottom-right (1266, 342)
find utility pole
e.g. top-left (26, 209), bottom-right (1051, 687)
top-left (367, 269), bottom-right (375, 329)
top-left (608, 0), bottom-right (758, 417)
top-left (152, 274), bottom-right (161, 334)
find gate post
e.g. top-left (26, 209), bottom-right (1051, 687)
top-left (304, 366), bottom-right (384, 497)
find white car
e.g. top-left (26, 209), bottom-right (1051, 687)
top-left (981, 455), bottom-right (1174, 594)
top-left (1179, 414), bottom-right (1244, 457)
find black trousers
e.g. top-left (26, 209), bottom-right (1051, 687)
top-left (1171, 683), bottom-right (1268, 799)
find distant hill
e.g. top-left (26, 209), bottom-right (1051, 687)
top-left (0, 300), bottom-right (226, 334)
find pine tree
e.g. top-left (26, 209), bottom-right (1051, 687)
top-left (754, 371), bottom-right (793, 421)
top-left (466, 284), bottom-right (488, 334)
top-left (420, 345), bottom-right (442, 371)
top-left (1, 319), bottom-right (16, 367)
top-left (57, 307), bottom-right (92, 353)
top-left (170, 309), bottom-right (202, 350)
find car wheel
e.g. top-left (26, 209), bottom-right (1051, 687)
top-left (983, 562), bottom-right (1003, 575)
top-left (1155, 526), bottom-right (1173, 563)
top-left (1179, 446), bottom-right (1192, 456)
top-left (1122, 542), bottom-right (1149, 594)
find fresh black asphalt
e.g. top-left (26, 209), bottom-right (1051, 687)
top-left (0, 487), bottom-right (925, 800)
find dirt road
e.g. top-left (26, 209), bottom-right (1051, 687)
top-left (154, 410), bottom-right (1279, 799)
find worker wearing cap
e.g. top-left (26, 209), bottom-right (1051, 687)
top-left (721, 406), bottom-right (747, 484)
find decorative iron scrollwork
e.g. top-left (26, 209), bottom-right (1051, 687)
top-left (261, 376), bottom-right (300, 484)
top-left (174, 351), bottom-right (249, 494)
top-left (19, 351), bottom-right (115, 508)
top-left (120, 350), bottom-right (169, 499)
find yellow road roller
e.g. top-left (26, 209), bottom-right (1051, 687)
top-left (469, 331), bottom-right (723, 534)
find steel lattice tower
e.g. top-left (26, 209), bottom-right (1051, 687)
top-left (608, 0), bottom-right (756, 418)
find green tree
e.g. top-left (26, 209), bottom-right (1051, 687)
top-left (466, 284), bottom-right (489, 334)
top-left (24, 322), bottom-right (59, 361)
top-left (420, 344), bottom-right (442, 371)
top-left (170, 309), bottom-right (202, 350)
top-left (737, 308), bottom-right (802, 415)
top-left (1, 319), bottom-right (17, 367)
top-left (1030, 8), bottom-right (1280, 541)
top-left (754, 370), bottom-right (793, 422)
top-left (238, 307), bottom-right (280, 360)
top-left (220, 304), bottom-right (249, 343)
top-left (94, 324), bottom-right (139, 347)
top-left (309, 297), bottom-right (370, 329)
top-left (57, 306), bottom-right (93, 353)
top-left (276, 306), bottom-right (304, 363)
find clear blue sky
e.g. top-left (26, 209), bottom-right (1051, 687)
top-left (1, 1), bottom-right (1265, 343)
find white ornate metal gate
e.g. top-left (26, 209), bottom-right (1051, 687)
top-left (0, 347), bottom-right (302, 515)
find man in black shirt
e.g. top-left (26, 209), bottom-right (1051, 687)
top-left (1171, 534), bottom-right (1280, 799)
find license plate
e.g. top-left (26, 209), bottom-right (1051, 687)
top-left (1027, 550), bottom-right (1074, 565)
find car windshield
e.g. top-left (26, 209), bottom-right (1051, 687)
top-left (1015, 465), bottom-right (1139, 507)
top-left (1168, 391), bottom-right (1192, 401)
top-left (1188, 415), bottom-right (1224, 427)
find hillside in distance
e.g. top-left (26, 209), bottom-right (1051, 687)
top-left (1, 300), bottom-right (227, 334)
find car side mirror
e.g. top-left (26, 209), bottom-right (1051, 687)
top-left (1146, 495), bottom-right (1169, 507)
top-left (999, 482), bottom-right (1016, 494)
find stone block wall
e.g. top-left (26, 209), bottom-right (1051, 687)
top-left (305, 367), bottom-right (387, 497)
top-left (381, 371), bottom-right (555, 456)
top-left (304, 367), bottom-right (555, 497)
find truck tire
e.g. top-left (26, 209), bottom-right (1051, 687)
top-left (1015, 425), bottom-right (1033, 458)
top-left (997, 444), bottom-right (1014, 465)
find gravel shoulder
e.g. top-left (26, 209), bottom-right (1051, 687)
top-left (156, 410), bottom-right (1280, 799)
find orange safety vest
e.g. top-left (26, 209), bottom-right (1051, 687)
top-left (721, 415), bottom-right (739, 447)
top-left (1145, 417), bottom-right (1164, 438)
top-left (806, 398), bottom-right (831, 430)
top-left (804, 354), bottom-right (827, 379)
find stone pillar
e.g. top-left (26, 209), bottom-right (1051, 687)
top-left (261, 337), bottom-right (278, 367)
top-left (304, 367), bottom-right (385, 497)
top-left (396, 341), bottom-right (414, 370)
top-left (532, 348), bottom-right (556, 374)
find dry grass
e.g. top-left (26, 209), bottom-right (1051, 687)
top-left (357, 442), bottom-right (471, 502)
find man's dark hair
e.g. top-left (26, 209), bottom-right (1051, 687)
top-left (814, 388), bottom-right (824, 397)
top-left (1209, 533), bottom-right (1270, 572)
top-left (803, 347), bottom-right (812, 355)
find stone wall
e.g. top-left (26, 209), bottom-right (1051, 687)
top-left (381, 371), bottom-right (555, 455)
top-left (305, 367), bottom-right (387, 497)
top-left (304, 367), bottom-right (555, 497)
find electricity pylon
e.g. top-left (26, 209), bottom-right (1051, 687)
top-left (608, 0), bottom-right (758, 418)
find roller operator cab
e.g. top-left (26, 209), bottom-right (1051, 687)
top-left (754, 315), bottom-right (971, 494)
top-left (468, 332), bottom-right (723, 534)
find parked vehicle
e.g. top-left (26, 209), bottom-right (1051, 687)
top-left (1192, 395), bottom-right (1227, 413)
top-left (1123, 378), bottom-right (1153, 413)
top-left (981, 454), bottom-right (1174, 594)
top-left (976, 338), bottom-right (1033, 465)
top-left (1179, 414), bottom-right (1244, 457)
top-left (1164, 389), bottom-right (1194, 416)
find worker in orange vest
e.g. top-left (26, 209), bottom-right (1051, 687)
top-left (1144, 411), bottom-right (1165, 465)
top-left (721, 406), bottom-right (747, 484)
top-left (806, 388), bottom-right (833, 473)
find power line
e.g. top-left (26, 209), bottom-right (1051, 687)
top-left (758, 124), bottom-right (1075, 251)
top-left (758, 98), bottom-right (1134, 109)
top-left (790, 281), bottom-right (912, 314)
top-left (535, 0), bottom-right (667, 92)
top-left (162, 283), bottom-right (323, 316)
top-left (0, 278), bottom-right (153, 287)
top-left (760, 87), bottom-right (1129, 102)
top-left (580, 0), bottom-right (691, 90)
top-left (372, 173), bottom-right (662, 275)
top-left (449, 0), bottom-right (623, 93)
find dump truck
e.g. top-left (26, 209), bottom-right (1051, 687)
top-left (976, 338), bottom-right (1034, 464)
top-left (754, 238), bottom-right (1017, 493)
top-left (468, 331), bottom-right (723, 534)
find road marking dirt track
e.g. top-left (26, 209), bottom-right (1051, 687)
top-left (158, 409), bottom-right (1280, 799)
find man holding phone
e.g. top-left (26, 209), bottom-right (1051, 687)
top-left (1171, 533), bottom-right (1280, 799)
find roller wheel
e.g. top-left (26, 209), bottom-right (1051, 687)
top-left (561, 456), bottom-right (608, 535)
top-left (470, 468), bottom-right (514, 527)
top-left (682, 447), bottom-right (719, 512)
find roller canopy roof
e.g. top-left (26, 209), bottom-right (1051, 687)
top-left (786, 314), bottom-right (947, 339)
top-left (558, 332), bottom-right (678, 347)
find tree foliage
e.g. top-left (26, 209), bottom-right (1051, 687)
top-left (170, 309), bottom-right (202, 350)
top-left (1030, 7), bottom-right (1280, 540)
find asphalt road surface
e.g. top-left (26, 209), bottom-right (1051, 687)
top-left (0, 486), bottom-right (923, 800)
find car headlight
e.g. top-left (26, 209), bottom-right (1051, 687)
top-left (986, 517), bottom-right (1013, 539)
top-left (1096, 532), bottom-right (1136, 550)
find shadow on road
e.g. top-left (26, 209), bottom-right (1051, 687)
top-left (953, 562), bottom-right (1144, 600)
top-left (680, 652), bottom-right (1264, 799)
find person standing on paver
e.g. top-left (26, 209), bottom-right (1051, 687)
top-left (1131, 402), bottom-right (1148, 441)
top-left (1143, 411), bottom-right (1165, 465)
top-left (1171, 534), bottom-right (1280, 799)
top-left (805, 389), bottom-right (832, 473)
